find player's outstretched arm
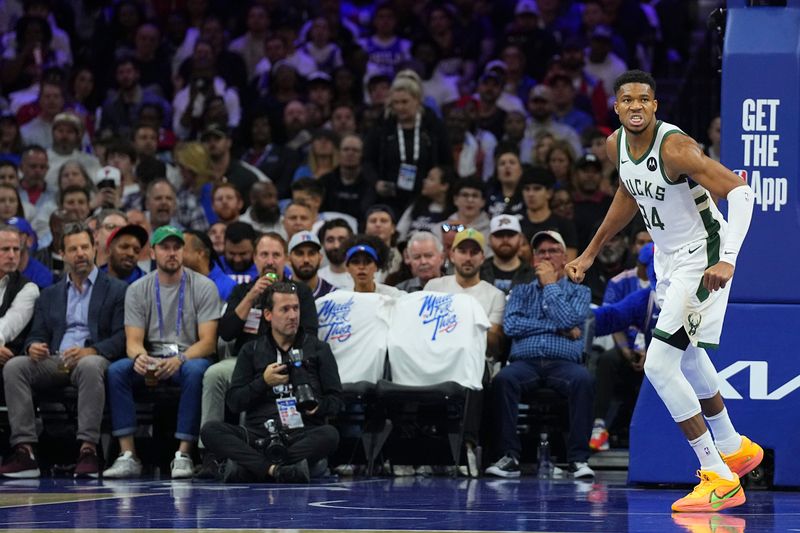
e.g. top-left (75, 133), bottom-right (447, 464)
top-left (566, 133), bottom-right (639, 283)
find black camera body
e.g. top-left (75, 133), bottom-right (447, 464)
top-left (255, 419), bottom-right (288, 464)
top-left (285, 348), bottom-right (318, 412)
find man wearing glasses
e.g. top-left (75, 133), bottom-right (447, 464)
top-left (439, 178), bottom-right (491, 248)
top-left (485, 230), bottom-right (595, 480)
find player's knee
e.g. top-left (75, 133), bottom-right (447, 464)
top-left (644, 340), bottom-right (678, 390)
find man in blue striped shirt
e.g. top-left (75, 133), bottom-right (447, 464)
top-left (485, 230), bottom-right (595, 479)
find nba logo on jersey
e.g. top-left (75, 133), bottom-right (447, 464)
top-left (418, 294), bottom-right (458, 341)
top-left (317, 297), bottom-right (354, 342)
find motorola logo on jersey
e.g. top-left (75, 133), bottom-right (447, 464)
top-left (647, 157), bottom-right (658, 172)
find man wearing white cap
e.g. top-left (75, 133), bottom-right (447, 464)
top-left (288, 230), bottom-right (335, 299)
top-left (93, 166), bottom-right (123, 211)
top-left (45, 112), bottom-right (100, 189)
top-left (480, 214), bottom-right (534, 295)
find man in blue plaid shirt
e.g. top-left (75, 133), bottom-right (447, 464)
top-left (485, 230), bottom-right (595, 480)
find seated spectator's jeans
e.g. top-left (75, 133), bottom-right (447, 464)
top-left (491, 358), bottom-right (594, 463)
top-left (107, 357), bottom-right (212, 441)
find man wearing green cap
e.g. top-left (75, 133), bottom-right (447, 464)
top-left (103, 225), bottom-right (222, 479)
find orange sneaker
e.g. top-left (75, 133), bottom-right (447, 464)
top-left (671, 470), bottom-right (746, 513)
top-left (589, 426), bottom-right (609, 451)
top-left (671, 512), bottom-right (746, 533)
top-left (721, 435), bottom-right (763, 478)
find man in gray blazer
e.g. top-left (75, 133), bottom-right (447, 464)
top-left (0, 223), bottom-right (127, 479)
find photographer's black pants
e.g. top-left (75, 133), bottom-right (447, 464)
top-left (201, 421), bottom-right (339, 482)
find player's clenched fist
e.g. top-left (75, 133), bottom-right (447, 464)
top-left (565, 255), bottom-right (593, 284)
top-left (703, 261), bottom-right (734, 292)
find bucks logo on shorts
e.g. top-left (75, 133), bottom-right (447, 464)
top-left (687, 312), bottom-right (702, 336)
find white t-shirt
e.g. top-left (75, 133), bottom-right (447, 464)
top-left (387, 291), bottom-right (489, 390)
top-left (316, 291), bottom-right (392, 383)
top-left (423, 276), bottom-right (505, 325)
top-left (318, 266), bottom-right (354, 290)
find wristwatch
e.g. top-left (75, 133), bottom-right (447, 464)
top-left (177, 352), bottom-right (187, 363)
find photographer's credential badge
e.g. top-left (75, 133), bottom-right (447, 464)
top-left (276, 397), bottom-right (304, 429)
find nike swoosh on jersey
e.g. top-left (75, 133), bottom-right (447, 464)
top-left (621, 160), bottom-right (629, 164)
top-left (688, 246), bottom-right (701, 254)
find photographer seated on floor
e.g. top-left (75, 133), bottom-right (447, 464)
top-left (201, 281), bottom-right (343, 483)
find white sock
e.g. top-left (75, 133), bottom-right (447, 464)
top-left (689, 430), bottom-right (734, 480)
top-left (705, 408), bottom-right (742, 455)
top-left (593, 418), bottom-right (605, 428)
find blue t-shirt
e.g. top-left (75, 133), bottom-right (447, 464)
top-left (23, 257), bottom-right (54, 289)
top-left (209, 263), bottom-right (236, 302)
top-left (218, 256), bottom-right (258, 285)
top-left (199, 182), bottom-right (217, 225)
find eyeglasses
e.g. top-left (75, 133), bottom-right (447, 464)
top-left (441, 223), bottom-right (465, 233)
top-left (102, 223), bottom-right (123, 232)
top-left (534, 247), bottom-right (564, 257)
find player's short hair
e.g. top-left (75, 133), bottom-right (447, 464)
top-left (613, 70), bottom-right (657, 96)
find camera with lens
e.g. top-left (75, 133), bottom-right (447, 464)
top-left (255, 419), bottom-right (288, 464)
top-left (286, 348), bottom-right (318, 412)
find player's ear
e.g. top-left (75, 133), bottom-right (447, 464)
top-left (613, 100), bottom-right (619, 115)
top-left (653, 98), bottom-right (658, 113)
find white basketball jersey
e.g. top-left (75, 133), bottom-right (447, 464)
top-left (618, 121), bottom-right (727, 254)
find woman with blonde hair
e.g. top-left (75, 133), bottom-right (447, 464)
top-left (363, 70), bottom-right (452, 213)
top-left (292, 129), bottom-right (340, 181)
top-left (174, 142), bottom-right (214, 229)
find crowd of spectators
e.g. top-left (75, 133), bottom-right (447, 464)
top-left (0, 0), bottom-right (701, 482)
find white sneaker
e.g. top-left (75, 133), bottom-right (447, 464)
top-left (392, 464), bottom-right (415, 476)
top-left (102, 451), bottom-right (142, 479)
top-left (458, 446), bottom-right (480, 477)
top-left (569, 461), bottom-right (595, 479)
top-left (414, 465), bottom-right (433, 476)
top-left (170, 452), bottom-right (194, 479)
top-left (334, 464), bottom-right (356, 476)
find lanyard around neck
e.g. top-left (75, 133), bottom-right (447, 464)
top-left (397, 112), bottom-right (421, 164)
top-left (155, 271), bottom-right (186, 339)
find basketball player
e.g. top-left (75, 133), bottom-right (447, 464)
top-left (566, 70), bottom-right (761, 513)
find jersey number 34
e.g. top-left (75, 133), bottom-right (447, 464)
top-left (638, 204), bottom-right (665, 230)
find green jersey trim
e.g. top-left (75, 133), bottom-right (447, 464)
top-left (695, 227), bottom-right (721, 303)
top-left (698, 341), bottom-right (719, 350)
top-left (625, 120), bottom-right (662, 165)
top-left (653, 328), bottom-right (673, 341)
top-left (659, 128), bottom-right (689, 185)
